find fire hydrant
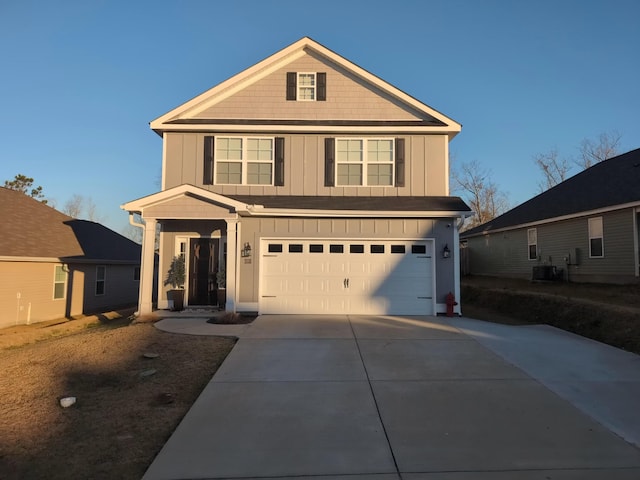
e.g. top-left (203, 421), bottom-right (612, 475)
top-left (445, 292), bottom-right (458, 317)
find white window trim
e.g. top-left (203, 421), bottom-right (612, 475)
top-left (214, 136), bottom-right (275, 186)
top-left (588, 216), bottom-right (604, 258)
top-left (335, 137), bottom-right (395, 187)
top-left (53, 264), bottom-right (67, 300)
top-left (297, 72), bottom-right (316, 101)
top-left (527, 228), bottom-right (537, 260)
top-left (95, 265), bottom-right (106, 296)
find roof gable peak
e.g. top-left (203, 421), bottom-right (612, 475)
top-left (150, 37), bottom-right (460, 135)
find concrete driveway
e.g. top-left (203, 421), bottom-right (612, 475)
top-left (145, 314), bottom-right (640, 479)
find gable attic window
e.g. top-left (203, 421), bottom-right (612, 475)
top-left (588, 216), bottom-right (604, 257)
top-left (527, 228), bottom-right (538, 260)
top-left (286, 72), bottom-right (326, 101)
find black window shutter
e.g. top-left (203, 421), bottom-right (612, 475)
top-left (317, 72), bottom-right (326, 101)
top-left (395, 138), bottom-right (405, 187)
top-left (286, 72), bottom-right (297, 100)
top-left (274, 137), bottom-right (285, 186)
top-left (324, 137), bottom-right (335, 187)
top-left (203, 136), bottom-right (214, 185)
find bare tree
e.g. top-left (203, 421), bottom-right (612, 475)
top-left (534, 131), bottom-right (623, 192)
top-left (3, 174), bottom-right (47, 203)
top-left (85, 197), bottom-right (101, 222)
top-left (63, 194), bottom-right (84, 218)
top-left (452, 160), bottom-right (510, 230)
top-left (576, 131), bottom-right (621, 169)
top-left (62, 194), bottom-right (104, 222)
top-left (121, 223), bottom-right (143, 244)
top-left (533, 148), bottom-right (572, 192)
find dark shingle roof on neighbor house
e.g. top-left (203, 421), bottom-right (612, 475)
top-left (462, 148), bottom-right (640, 237)
top-left (0, 187), bottom-right (141, 263)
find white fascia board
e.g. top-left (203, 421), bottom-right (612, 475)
top-left (463, 200), bottom-right (640, 238)
top-left (242, 207), bottom-right (471, 218)
top-left (121, 184), bottom-right (256, 213)
top-left (155, 123), bottom-right (459, 136)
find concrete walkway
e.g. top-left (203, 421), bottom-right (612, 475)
top-left (145, 314), bottom-right (640, 479)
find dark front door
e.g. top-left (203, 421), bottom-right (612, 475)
top-left (188, 238), bottom-right (218, 305)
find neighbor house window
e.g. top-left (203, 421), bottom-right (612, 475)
top-left (588, 217), bottom-right (604, 257)
top-left (53, 265), bottom-right (67, 300)
top-left (528, 228), bottom-right (537, 260)
top-left (215, 137), bottom-right (273, 185)
top-left (336, 138), bottom-right (394, 186)
top-left (96, 266), bottom-right (106, 296)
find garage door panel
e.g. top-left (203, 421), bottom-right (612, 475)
top-left (260, 239), bottom-right (434, 315)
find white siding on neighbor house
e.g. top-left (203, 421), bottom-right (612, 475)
top-left (465, 208), bottom-right (638, 283)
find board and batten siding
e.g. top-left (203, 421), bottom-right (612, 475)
top-left (237, 216), bottom-right (456, 305)
top-left (163, 132), bottom-right (448, 197)
top-left (466, 208), bottom-right (637, 283)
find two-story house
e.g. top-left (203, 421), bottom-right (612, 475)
top-left (122, 37), bottom-right (470, 316)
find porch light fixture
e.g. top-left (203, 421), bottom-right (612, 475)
top-left (442, 244), bottom-right (450, 259)
top-left (241, 242), bottom-right (252, 257)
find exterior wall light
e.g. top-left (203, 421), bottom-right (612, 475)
top-left (241, 242), bottom-right (252, 257)
top-left (442, 244), bottom-right (450, 259)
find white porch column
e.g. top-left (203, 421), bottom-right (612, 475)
top-left (225, 218), bottom-right (238, 312)
top-left (138, 218), bottom-right (157, 315)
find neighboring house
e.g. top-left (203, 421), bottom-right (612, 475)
top-left (0, 187), bottom-right (142, 328)
top-left (122, 37), bottom-right (470, 316)
top-left (461, 148), bottom-right (640, 284)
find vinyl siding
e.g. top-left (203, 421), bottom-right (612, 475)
top-left (0, 261), bottom-right (138, 328)
top-left (80, 264), bottom-right (139, 312)
top-left (163, 133), bottom-right (449, 196)
top-left (465, 208), bottom-right (638, 283)
top-left (195, 52), bottom-right (425, 121)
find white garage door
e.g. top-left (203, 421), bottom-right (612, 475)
top-left (260, 239), bottom-right (434, 315)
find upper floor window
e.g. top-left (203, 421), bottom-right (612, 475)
top-left (527, 228), bottom-right (537, 260)
top-left (588, 217), bottom-right (604, 257)
top-left (53, 265), bottom-right (67, 300)
top-left (286, 72), bottom-right (326, 101)
top-left (336, 138), bottom-right (394, 186)
top-left (215, 137), bottom-right (274, 185)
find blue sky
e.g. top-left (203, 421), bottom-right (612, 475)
top-left (1, 0), bottom-right (638, 235)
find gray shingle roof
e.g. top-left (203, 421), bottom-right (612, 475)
top-left (0, 187), bottom-right (141, 263)
top-left (228, 195), bottom-right (471, 213)
top-left (462, 148), bottom-right (640, 237)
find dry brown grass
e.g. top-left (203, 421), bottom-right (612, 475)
top-left (0, 314), bottom-right (235, 479)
